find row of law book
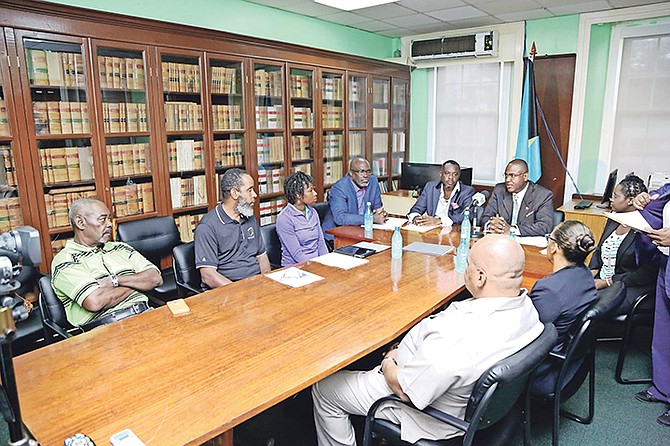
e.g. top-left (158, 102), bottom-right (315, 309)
top-left (255, 105), bottom-right (283, 129)
top-left (257, 135), bottom-right (284, 164)
top-left (214, 139), bottom-right (244, 168)
top-left (258, 168), bottom-right (284, 195)
top-left (40, 146), bottom-right (94, 185)
top-left (322, 77), bottom-right (344, 101)
top-left (112, 183), bottom-right (155, 218)
top-left (0, 100), bottom-right (8, 136)
top-left (373, 85), bottom-right (389, 104)
top-left (323, 133), bottom-right (343, 158)
top-left (349, 110), bottom-right (366, 129)
top-left (322, 105), bottom-right (343, 128)
top-left (211, 66), bottom-right (239, 95)
top-left (97, 56), bottom-right (145, 90)
top-left (161, 62), bottom-right (201, 93)
top-left (107, 143), bottom-right (151, 178)
top-left (392, 131), bottom-right (406, 151)
top-left (174, 213), bottom-right (203, 242)
top-left (52, 238), bottom-right (70, 255)
top-left (170, 176), bottom-right (207, 209)
top-left (33, 101), bottom-right (91, 135)
top-left (164, 102), bottom-right (203, 131)
top-left (392, 110), bottom-right (406, 129)
top-left (290, 106), bottom-right (313, 129)
top-left (324, 160), bottom-right (343, 186)
top-left (0, 198), bottom-right (23, 233)
top-left (26, 49), bottom-right (85, 87)
top-left (372, 158), bottom-right (387, 177)
top-left (254, 69), bottom-right (283, 97)
top-left (45, 186), bottom-right (96, 228)
top-left (0, 148), bottom-right (17, 188)
top-left (259, 198), bottom-right (286, 226)
top-left (373, 108), bottom-right (389, 127)
top-left (292, 163), bottom-right (312, 176)
top-left (379, 180), bottom-right (389, 194)
top-left (102, 102), bottom-right (149, 133)
top-left (290, 74), bottom-right (311, 99)
top-left (391, 156), bottom-right (403, 176)
top-left (167, 140), bottom-right (204, 172)
top-left (373, 132), bottom-right (389, 153)
top-left (349, 80), bottom-right (365, 102)
top-left (349, 132), bottom-right (364, 157)
top-left (291, 135), bottom-right (311, 161)
top-left (212, 104), bottom-right (242, 130)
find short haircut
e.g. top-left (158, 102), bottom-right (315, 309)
top-left (68, 198), bottom-right (104, 227)
top-left (284, 171), bottom-right (315, 205)
top-left (442, 159), bottom-right (461, 171)
top-left (220, 168), bottom-right (249, 200)
top-left (552, 220), bottom-right (596, 264)
top-left (349, 157), bottom-right (368, 170)
top-left (618, 173), bottom-right (647, 198)
top-left (508, 159), bottom-right (529, 171)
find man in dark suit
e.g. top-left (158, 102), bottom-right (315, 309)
top-left (321, 157), bottom-right (387, 241)
top-left (482, 159), bottom-right (554, 236)
top-left (407, 159), bottom-right (475, 227)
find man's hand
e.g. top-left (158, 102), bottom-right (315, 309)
top-left (373, 208), bottom-right (388, 224)
top-left (97, 276), bottom-right (114, 288)
top-left (649, 227), bottom-right (670, 247)
top-left (594, 278), bottom-right (609, 290)
top-left (633, 192), bottom-right (659, 210)
top-left (413, 215), bottom-right (441, 226)
top-left (488, 215), bottom-right (510, 234)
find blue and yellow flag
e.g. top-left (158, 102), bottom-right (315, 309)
top-left (515, 57), bottom-right (542, 182)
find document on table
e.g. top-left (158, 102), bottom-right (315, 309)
top-left (361, 217), bottom-right (407, 231)
top-left (265, 267), bottom-right (325, 288)
top-left (312, 252), bottom-right (370, 270)
top-left (403, 223), bottom-right (441, 233)
top-left (403, 242), bottom-right (454, 256)
top-left (604, 211), bottom-right (653, 233)
top-left (517, 236), bottom-right (548, 248)
top-left (354, 241), bottom-right (391, 253)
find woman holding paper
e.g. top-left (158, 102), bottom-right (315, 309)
top-left (276, 171), bottom-right (329, 266)
top-left (589, 174), bottom-right (659, 314)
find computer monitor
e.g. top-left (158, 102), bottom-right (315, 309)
top-left (400, 162), bottom-right (473, 193)
top-left (597, 169), bottom-right (618, 208)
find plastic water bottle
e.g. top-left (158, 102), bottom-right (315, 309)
top-left (391, 226), bottom-right (403, 259)
top-left (455, 209), bottom-right (471, 274)
top-left (364, 201), bottom-right (373, 237)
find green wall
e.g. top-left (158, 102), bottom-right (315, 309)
top-left (42, 0), bottom-right (396, 60)
top-left (526, 15), bottom-right (580, 56)
top-left (409, 68), bottom-right (429, 163)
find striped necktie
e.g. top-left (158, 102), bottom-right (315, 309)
top-left (511, 194), bottom-right (520, 226)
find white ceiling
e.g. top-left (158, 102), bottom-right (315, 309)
top-left (244, 0), bottom-right (669, 37)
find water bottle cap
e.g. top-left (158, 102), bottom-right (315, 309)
top-left (366, 201), bottom-right (371, 205)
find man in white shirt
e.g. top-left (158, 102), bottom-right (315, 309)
top-left (311, 234), bottom-right (544, 445)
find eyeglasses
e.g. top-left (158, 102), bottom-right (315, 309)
top-left (441, 171), bottom-right (460, 178)
top-left (544, 234), bottom-right (557, 243)
top-left (504, 171), bottom-right (528, 179)
top-left (351, 169), bottom-right (372, 176)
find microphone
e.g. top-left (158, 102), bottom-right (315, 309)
top-left (472, 190), bottom-right (490, 207)
top-left (471, 191), bottom-right (489, 238)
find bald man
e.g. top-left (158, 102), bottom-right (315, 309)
top-left (312, 235), bottom-right (544, 445)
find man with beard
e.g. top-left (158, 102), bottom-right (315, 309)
top-left (195, 168), bottom-right (270, 288)
top-left (52, 198), bottom-right (162, 329)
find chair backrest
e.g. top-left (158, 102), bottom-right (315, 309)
top-left (260, 223), bottom-right (282, 269)
top-left (552, 210), bottom-right (565, 228)
top-left (465, 323), bottom-right (558, 429)
top-left (172, 242), bottom-right (205, 296)
top-left (116, 216), bottom-right (181, 267)
top-left (38, 275), bottom-right (72, 333)
top-left (313, 202), bottom-right (329, 224)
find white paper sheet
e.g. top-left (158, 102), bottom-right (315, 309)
top-left (311, 252), bottom-right (370, 270)
top-left (265, 267), bottom-right (324, 288)
top-left (360, 217), bottom-right (407, 231)
top-left (604, 211), bottom-right (653, 233)
top-left (517, 236), bottom-right (548, 248)
top-left (354, 241), bottom-right (391, 252)
top-left (403, 242), bottom-right (454, 256)
top-left (403, 223), bottom-right (441, 233)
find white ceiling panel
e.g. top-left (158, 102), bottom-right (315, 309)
top-left (425, 5), bottom-right (489, 21)
top-left (398, 0), bottom-right (467, 13)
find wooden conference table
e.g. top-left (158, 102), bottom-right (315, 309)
top-left (14, 226), bottom-right (552, 446)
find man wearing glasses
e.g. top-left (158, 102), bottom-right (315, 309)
top-left (322, 157), bottom-right (387, 241)
top-left (482, 159), bottom-right (554, 236)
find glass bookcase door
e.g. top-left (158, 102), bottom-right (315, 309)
top-left (289, 67), bottom-right (314, 179)
top-left (254, 62), bottom-right (286, 226)
top-left (160, 51), bottom-right (208, 222)
top-left (372, 78), bottom-right (390, 191)
top-left (95, 44), bottom-right (155, 220)
top-left (321, 71), bottom-right (344, 194)
top-left (391, 79), bottom-right (408, 190)
top-left (347, 74), bottom-right (367, 161)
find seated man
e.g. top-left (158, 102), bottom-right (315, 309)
top-left (52, 198), bottom-right (162, 329)
top-left (407, 159), bottom-right (475, 227)
top-left (321, 157), bottom-right (387, 241)
top-left (312, 235), bottom-right (543, 445)
top-left (482, 159), bottom-right (554, 236)
top-left (195, 168), bottom-right (271, 288)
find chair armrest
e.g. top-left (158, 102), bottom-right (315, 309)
top-left (177, 282), bottom-right (205, 296)
top-left (44, 320), bottom-right (82, 339)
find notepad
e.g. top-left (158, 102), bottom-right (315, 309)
top-left (403, 242), bottom-right (453, 256)
top-left (312, 252), bottom-right (369, 270)
top-left (353, 241), bottom-right (391, 253)
top-left (517, 236), bottom-right (548, 248)
top-left (265, 267), bottom-right (324, 288)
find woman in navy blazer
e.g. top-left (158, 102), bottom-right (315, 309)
top-left (589, 175), bottom-right (659, 315)
top-left (529, 220), bottom-right (598, 395)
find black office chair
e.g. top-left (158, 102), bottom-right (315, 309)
top-left (260, 223), bottom-right (282, 270)
top-left (172, 242), bottom-right (207, 298)
top-left (363, 323), bottom-right (558, 446)
top-left (552, 210), bottom-right (564, 229)
top-left (314, 201), bottom-right (329, 224)
top-left (38, 275), bottom-right (82, 343)
top-left (116, 216), bottom-right (181, 304)
top-left (533, 281), bottom-right (625, 446)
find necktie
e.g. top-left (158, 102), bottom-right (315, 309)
top-left (357, 187), bottom-right (366, 214)
top-left (511, 194), bottom-right (520, 226)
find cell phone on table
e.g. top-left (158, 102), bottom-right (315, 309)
top-left (334, 245), bottom-right (376, 258)
top-left (110, 429), bottom-right (145, 446)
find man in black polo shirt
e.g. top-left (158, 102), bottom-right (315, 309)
top-left (194, 168), bottom-right (271, 288)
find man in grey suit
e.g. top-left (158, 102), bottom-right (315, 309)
top-left (482, 159), bottom-right (554, 236)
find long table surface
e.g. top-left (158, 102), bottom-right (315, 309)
top-left (14, 237), bottom-right (467, 445)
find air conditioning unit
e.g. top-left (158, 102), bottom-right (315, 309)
top-left (410, 31), bottom-right (498, 62)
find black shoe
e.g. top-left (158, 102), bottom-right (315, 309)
top-left (636, 390), bottom-right (662, 403)
top-left (657, 411), bottom-right (670, 427)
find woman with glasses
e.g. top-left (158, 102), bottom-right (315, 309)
top-left (529, 220), bottom-right (598, 395)
top-left (589, 174), bottom-right (659, 315)
top-left (276, 171), bottom-right (329, 266)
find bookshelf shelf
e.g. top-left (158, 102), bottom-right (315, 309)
top-left (169, 169), bottom-right (207, 177)
top-left (165, 130), bottom-right (204, 136)
top-left (115, 210), bottom-right (158, 223)
top-left (0, 137), bottom-right (12, 143)
top-left (43, 179), bottom-right (96, 189)
top-left (172, 204), bottom-right (208, 215)
top-left (212, 129), bottom-right (245, 135)
top-left (30, 86), bottom-right (85, 92)
top-left (214, 164), bottom-right (244, 171)
top-left (104, 131), bottom-right (150, 138)
top-left (259, 191), bottom-right (284, 199)
top-left (291, 128), bottom-right (315, 133)
top-left (109, 173), bottom-right (153, 182)
top-left (35, 133), bottom-right (91, 140)
top-left (256, 127), bottom-right (285, 133)
top-left (101, 87), bottom-right (145, 93)
top-left (49, 226), bottom-right (75, 235)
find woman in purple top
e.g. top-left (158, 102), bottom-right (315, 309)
top-left (276, 171), bottom-right (329, 266)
